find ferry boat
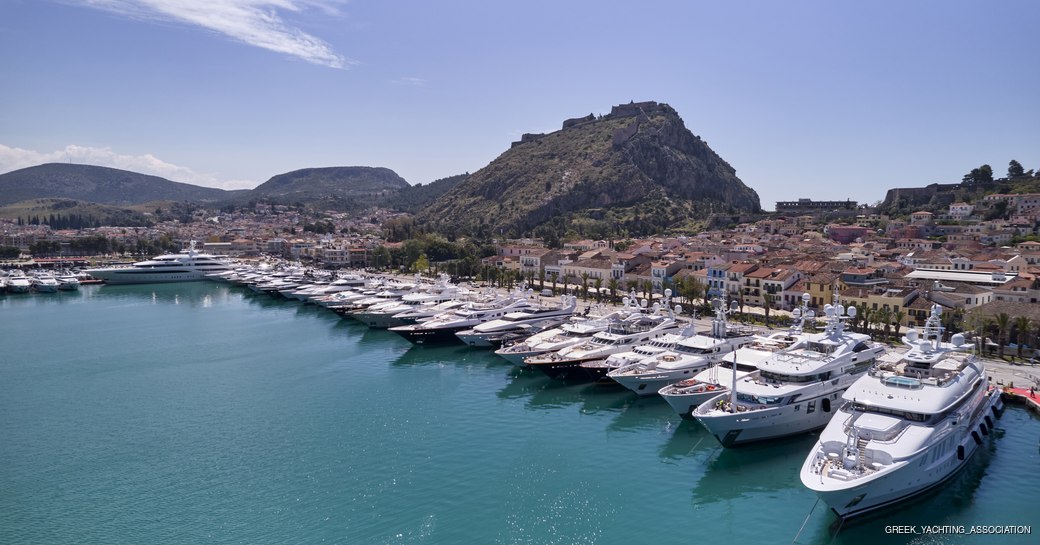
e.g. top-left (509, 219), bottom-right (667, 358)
top-left (800, 304), bottom-right (1004, 519)
top-left (84, 242), bottom-right (233, 284)
top-left (692, 298), bottom-right (886, 447)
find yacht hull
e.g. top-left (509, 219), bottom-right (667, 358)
top-left (804, 391), bottom-right (1004, 519)
top-left (695, 393), bottom-right (840, 447)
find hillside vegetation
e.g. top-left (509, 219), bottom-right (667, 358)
top-left (417, 101), bottom-right (760, 239)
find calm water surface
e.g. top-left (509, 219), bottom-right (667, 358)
top-left (1, 283), bottom-right (1037, 544)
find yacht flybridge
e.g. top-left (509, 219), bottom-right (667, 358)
top-left (800, 304), bottom-right (1003, 519)
top-left (692, 295), bottom-right (887, 447)
top-left (85, 241), bottom-right (233, 284)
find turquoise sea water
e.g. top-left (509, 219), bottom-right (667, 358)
top-left (1, 282), bottom-right (1037, 544)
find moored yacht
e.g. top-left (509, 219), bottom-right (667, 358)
top-left (524, 303), bottom-right (686, 382)
top-left (493, 303), bottom-right (638, 365)
top-left (692, 297), bottom-right (887, 447)
top-left (456, 296), bottom-right (578, 347)
top-left (389, 291), bottom-right (532, 345)
top-left (84, 241), bottom-right (233, 284)
top-left (30, 273), bottom-right (60, 293)
top-left (800, 304), bottom-right (1004, 519)
top-left (608, 296), bottom-right (757, 395)
top-left (6, 272), bottom-right (32, 293)
top-left (56, 272), bottom-right (81, 290)
top-left (659, 330), bottom-right (803, 418)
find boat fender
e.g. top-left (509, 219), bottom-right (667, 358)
top-left (971, 431), bottom-right (982, 445)
top-left (984, 415), bottom-right (993, 428)
top-left (980, 423), bottom-right (988, 436)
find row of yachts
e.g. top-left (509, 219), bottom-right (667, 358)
top-left (1, 271), bottom-right (85, 293)
top-left (206, 265), bottom-right (1005, 520)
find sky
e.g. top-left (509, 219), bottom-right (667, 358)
top-left (1, 0), bottom-right (1038, 210)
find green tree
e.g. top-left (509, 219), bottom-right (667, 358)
top-left (1008, 159), bottom-right (1026, 179)
top-left (593, 277), bottom-right (603, 303)
top-left (607, 277), bottom-right (619, 303)
top-left (1013, 316), bottom-right (1032, 359)
top-left (995, 312), bottom-right (1011, 359)
top-left (550, 271), bottom-right (558, 295)
top-left (580, 272), bottom-right (590, 301)
top-left (893, 308), bottom-right (906, 339)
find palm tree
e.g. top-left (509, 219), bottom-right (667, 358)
top-left (593, 277), bottom-right (603, 303)
top-left (580, 272), bottom-right (590, 301)
top-left (1013, 316), bottom-right (1032, 359)
top-left (550, 271), bottom-right (558, 295)
top-left (892, 309), bottom-right (905, 339)
top-left (607, 277), bottom-right (619, 304)
top-left (877, 308), bottom-right (893, 342)
top-left (995, 313), bottom-right (1011, 359)
top-left (538, 269), bottom-right (545, 291)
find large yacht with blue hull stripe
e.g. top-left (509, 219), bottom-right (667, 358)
top-left (800, 304), bottom-right (1003, 519)
top-left (85, 241), bottom-right (233, 284)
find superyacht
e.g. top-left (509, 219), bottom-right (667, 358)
top-left (692, 298), bottom-right (886, 447)
top-left (800, 304), bottom-right (1003, 518)
top-left (85, 241), bottom-right (233, 284)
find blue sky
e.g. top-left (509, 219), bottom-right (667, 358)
top-left (1, 0), bottom-right (1038, 210)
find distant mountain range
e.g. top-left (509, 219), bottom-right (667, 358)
top-left (1, 101), bottom-right (764, 236)
top-left (0, 163), bottom-right (239, 206)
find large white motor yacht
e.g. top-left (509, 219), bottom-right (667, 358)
top-left (524, 303), bottom-right (686, 382)
top-left (84, 242), bottom-right (233, 284)
top-left (659, 331), bottom-right (803, 418)
top-left (389, 291), bottom-right (532, 345)
top-left (692, 298), bottom-right (887, 447)
top-left (800, 304), bottom-right (1004, 519)
top-left (608, 297), bottom-right (756, 395)
top-left (492, 303), bottom-right (639, 365)
top-left (456, 296), bottom-right (578, 347)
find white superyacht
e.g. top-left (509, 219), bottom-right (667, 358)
top-left (800, 304), bottom-right (1003, 519)
top-left (692, 299), bottom-right (886, 447)
top-left (85, 241), bottom-right (233, 284)
top-left (608, 296), bottom-right (756, 396)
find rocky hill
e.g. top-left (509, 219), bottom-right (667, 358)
top-left (416, 101), bottom-right (761, 238)
top-left (0, 163), bottom-right (237, 206)
top-left (248, 166), bottom-right (410, 209)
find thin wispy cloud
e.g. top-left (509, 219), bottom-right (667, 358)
top-left (392, 77), bottom-right (427, 87)
top-left (0, 144), bottom-right (257, 190)
top-left (82, 0), bottom-right (353, 68)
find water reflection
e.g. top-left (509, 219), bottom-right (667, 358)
top-left (90, 282), bottom-right (231, 307)
top-left (691, 433), bottom-right (818, 506)
top-left (658, 419), bottom-right (715, 461)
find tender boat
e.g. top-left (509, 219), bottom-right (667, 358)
top-left (800, 304), bottom-right (1004, 519)
top-left (692, 296), bottom-right (887, 447)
